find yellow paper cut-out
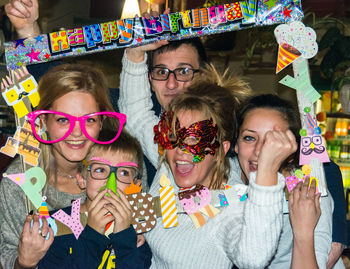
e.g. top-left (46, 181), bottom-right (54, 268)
top-left (0, 120), bottom-right (41, 166)
top-left (1, 66), bottom-right (40, 118)
top-left (159, 173), bottom-right (178, 228)
top-left (16, 67), bottom-right (40, 108)
top-left (2, 81), bottom-right (29, 118)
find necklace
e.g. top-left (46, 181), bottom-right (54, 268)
top-left (56, 170), bottom-right (76, 180)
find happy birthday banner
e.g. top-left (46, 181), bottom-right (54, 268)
top-left (5, 0), bottom-right (303, 70)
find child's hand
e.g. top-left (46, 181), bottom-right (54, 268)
top-left (104, 189), bottom-right (133, 234)
top-left (257, 126), bottom-right (297, 185)
top-left (125, 9), bottom-right (170, 63)
top-left (87, 189), bottom-right (114, 234)
top-left (289, 177), bottom-right (321, 238)
top-left (137, 234), bottom-right (146, 247)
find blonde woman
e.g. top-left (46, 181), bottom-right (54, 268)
top-left (147, 66), bottom-right (297, 268)
top-left (0, 64), bottom-right (124, 269)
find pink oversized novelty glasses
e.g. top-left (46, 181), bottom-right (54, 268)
top-left (27, 110), bottom-right (126, 144)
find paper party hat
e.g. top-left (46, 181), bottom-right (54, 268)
top-left (3, 172), bottom-right (25, 186)
top-left (38, 196), bottom-right (50, 218)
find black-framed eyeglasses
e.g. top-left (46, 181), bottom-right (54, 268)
top-left (150, 67), bottom-right (199, 82)
top-left (87, 163), bottom-right (140, 185)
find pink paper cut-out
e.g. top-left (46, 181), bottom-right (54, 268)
top-left (4, 172), bottom-right (25, 186)
top-left (285, 175), bottom-right (299, 192)
top-left (299, 134), bottom-right (330, 165)
top-left (51, 198), bottom-right (83, 239)
top-left (179, 185), bottom-right (211, 215)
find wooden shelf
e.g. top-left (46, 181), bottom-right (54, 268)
top-left (334, 160), bottom-right (350, 168)
top-left (327, 112), bottom-right (350, 119)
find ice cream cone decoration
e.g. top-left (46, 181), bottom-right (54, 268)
top-left (276, 43), bottom-right (301, 73)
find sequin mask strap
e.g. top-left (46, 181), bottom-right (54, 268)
top-left (177, 119), bottom-right (220, 163)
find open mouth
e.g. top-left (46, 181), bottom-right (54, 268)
top-left (175, 160), bottom-right (194, 175)
top-left (249, 161), bottom-right (258, 172)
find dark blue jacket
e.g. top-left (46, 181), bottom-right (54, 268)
top-left (324, 160), bottom-right (347, 245)
top-left (38, 207), bottom-right (152, 269)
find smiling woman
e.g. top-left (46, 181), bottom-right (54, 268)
top-left (234, 94), bottom-right (337, 268)
top-left (0, 64), bottom-right (119, 269)
top-left (146, 65), bottom-right (296, 269)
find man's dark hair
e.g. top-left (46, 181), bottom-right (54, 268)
top-left (147, 38), bottom-right (207, 70)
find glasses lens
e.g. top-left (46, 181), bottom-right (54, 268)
top-left (35, 112), bottom-right (72, 143)
top-left (116, 166), bottom-right (138, 184)
top-left (90, 163), bottom-right (110, 180)
top-left (32, 111), bottom-right (123, 144)
top-left (85, 113), bottom-right (123, 143)
top-left (174, 68), bottom-right (194, 82)
top-left (151, 67), bottom-right (169, 80)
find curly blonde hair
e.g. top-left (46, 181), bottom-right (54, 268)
top-left (167, 64), bottom-right (252, 189)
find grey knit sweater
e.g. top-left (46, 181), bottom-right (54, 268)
top-left (0, 158), bottom-right (86, 269)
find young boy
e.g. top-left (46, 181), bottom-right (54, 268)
top-left (38, 130), bottom-right (152, 269)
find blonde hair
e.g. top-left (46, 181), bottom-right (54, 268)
top-left (85, 129), bottom-right (144, 178)
top-left (37, 64), bottom-right (114, 182)
top-left (168, 64), bottom-right (251, 189)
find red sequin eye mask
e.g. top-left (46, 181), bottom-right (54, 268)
top-left (154, 111), bottom-right (220, 163)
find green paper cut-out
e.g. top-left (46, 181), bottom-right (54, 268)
top-left (23, 167), bottom-right (46, 209)
top-left (279, 59), bottom-right (321, 104)
top-left (105, 172), bottom-right (118, 197)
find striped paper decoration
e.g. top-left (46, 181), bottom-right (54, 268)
top-left (159, 174), bottom-right (178, 228)
top-left (276, 45), bottom-right (301, 73)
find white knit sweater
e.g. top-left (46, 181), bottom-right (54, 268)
top-left (145, 159), bottom-right (285, 269)
top-left (118, 51), bottom-right (334, 268)
top-left (118, 51), bottom-right (159, 167)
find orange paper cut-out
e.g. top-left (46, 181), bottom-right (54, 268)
top-left (124, 181), bottom-right (142, 194)
top-left (276, 44), bottom-right (301, 73)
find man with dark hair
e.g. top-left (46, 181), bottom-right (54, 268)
top-left (118, 37), bottom-right (207, 186)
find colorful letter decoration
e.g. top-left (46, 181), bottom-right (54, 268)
top-left (279, 59), bottom-right (321, 104)
top-left (30, 216), bottom-right (58, 240)
top-left (5, 1), bottom-right (304, 70)
top-left (51, 199), bottom-right (84, 239)
top-left (159, 173), bottom-right (178, 228)
top-left (4, 166), bottom-right (46, 209)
